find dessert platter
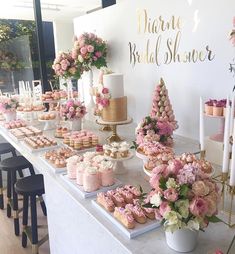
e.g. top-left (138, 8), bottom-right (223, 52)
top-left (42, 147), bottom-right (76, 173)
top-left (22, 134), bottom-right (58, 153)
top-left (0, 119), bottom-right (27, 130)
top-left (103, 142), bottom-right (134, 174)
top-left (9, 126), bottom-right (43, 141)
top-left (63, 130), bottom-right (99, 152)
top-left (54, 126), bottom-right (69, 138)
top-left (143, 152), bottom-right (215, 177)
top-left (60, 152), bottom-right (122, 198)
top-left (41, 90), bottom-right (78, 102)
top-left (92, 185), bottom-right (161, 239)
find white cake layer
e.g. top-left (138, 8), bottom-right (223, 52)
top-left (103, 73), bottom-right (124, 98)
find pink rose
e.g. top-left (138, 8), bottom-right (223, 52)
top-left (87, 45), bottom-right (94, 53)
top-left (93, 56), bottom-right (97, 61)
top-left (152, 164), bottom-right (169, 178)
top-left (100, 98), bottom-right (109, 107)
top-left (69, 107), bottom-right (75, 112)
top-left (164, 188), bottom-right (178, 202)
top-left (189, 197), bottom-right (208, 217)
top-left (159, 201), bottom-right (171, 216)
top-left (192, 181), bottom-right (210, 197)
top-left (71, 50), bottom-right (78, 59)
top-left (66, 100), bottom-right (74, 108)
top-left (150, 174), bottom-right (161, 190)
top-left (214, 249), bottom-right (224, 254)
top-left (154, 209), bottom-right (162, 220)
top-left (102, 87), bottom-right (109, 94)
top-left (54, 63), bottom-right (61, 71)
top-left (167, 159), bottom-right (183, 175)
top-left (95, 51), bottom-right (102, 58)
top-left (80, 46), bottom-right (88, 55)
top-left (204, 196), bottom-right (217, 217)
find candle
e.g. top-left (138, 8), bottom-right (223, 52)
top-left (222, 96), bottom-right (231, 173)
top-left (199, 97), bottom-right (205, 150)
top-left (230, 94), bottom-right (235, 136)
top-left (230, 119), bottom-right (235, 186)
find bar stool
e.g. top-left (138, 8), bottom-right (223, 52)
top-left (0, 142), bottom-right (18, 209)
top-left (15, 174), bottom-right (48, 254)
top-left (0, 156), bottom-right (35, 235)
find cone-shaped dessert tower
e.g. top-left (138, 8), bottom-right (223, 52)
top-left (150, 78), bottom-right (178, 130)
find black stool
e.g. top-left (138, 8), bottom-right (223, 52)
top-left (0, 142), bottom-right (18, 209)
top-left (0, 156), bottom-right (35, 235)
top-left (15, 174), bottom-right (48, 254)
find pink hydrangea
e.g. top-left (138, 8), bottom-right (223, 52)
top-left (164, 188), bottom-right (178, 202)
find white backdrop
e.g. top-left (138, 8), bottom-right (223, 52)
top-left (74, 0), bottom-right (235, 140)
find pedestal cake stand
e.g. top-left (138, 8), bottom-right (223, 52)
top-left (96, 117), bottom-right (132, 143)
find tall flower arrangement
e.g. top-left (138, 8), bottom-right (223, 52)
top-left (143, 155), bottom-right (221, 233)
top-left (52, 52), bottom-right (83, 79)
top-left (72, 32), bottom-right (107, 71)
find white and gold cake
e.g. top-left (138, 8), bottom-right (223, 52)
top-left (101, 73), bottom-right (127, 122)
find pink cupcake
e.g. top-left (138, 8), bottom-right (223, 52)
top-left (99, 160), bottom-right (114, 187)
top-left (83, 167), bottom-right (100, 192)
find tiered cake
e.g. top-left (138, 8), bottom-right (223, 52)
top-left (101, 73), bottom-right (127, 122)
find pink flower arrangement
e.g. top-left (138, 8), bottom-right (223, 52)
top-left (52, 52), bottom-right (83, 79)
top-left (60, 99), bottom-right (87, 121)
top-left (0, 96), bottom-right (19, 113)
top-left (143, 154), bottom-right (221, 233)
top-left (72, 33), bottom-right (107, 71)
top-left (136, 116), bottom-right (174, 146)
top-left (93, 85), bottom-right (111, 115)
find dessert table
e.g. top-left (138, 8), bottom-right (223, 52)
top-left (0, 121), bottom-right (234, 254)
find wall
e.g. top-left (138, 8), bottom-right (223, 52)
top-left (53, 20), bottom-right (74, 54)
top-left (74, 0), bottom-right (235, 140)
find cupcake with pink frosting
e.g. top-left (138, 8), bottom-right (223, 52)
top-left (83, 166), bottom-right (100, 192)
top-left (99, 160), bottom-right (114, 187)
top-left (67, 155), bottom-right (82, 179)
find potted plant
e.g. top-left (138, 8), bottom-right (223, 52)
top-left (60, 99), bottom-right (87, 131)
top-left (142, 155), bottom-right (221, 252)
top-left (0, 95), bottom-right (19, 121)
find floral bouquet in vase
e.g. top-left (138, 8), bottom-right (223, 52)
top-left (72, 32), bottom-right (107, 71)
top-left (60, 99), bottom-right (87, 131)
top-left (52, 51), bottom-right (83, 79)
top-left (135, 116), bottom-right (175, 147)
top-left (143, 155), bottom-right (221, 252)
top-left (0, 96), bottom-right (19, 121)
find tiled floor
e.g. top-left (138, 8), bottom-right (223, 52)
top-left (0, 193), bottom-right (50, 254)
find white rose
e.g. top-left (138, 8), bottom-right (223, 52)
top-left (166, 178), bottom-right (178, 189)
top-left (150, 193), bottom-right (162, 207)
top-left (78, 55), bottom-right (84, 63)
top-left (187, 218), bottom-right (200, 231)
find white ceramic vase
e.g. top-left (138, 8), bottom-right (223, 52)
top-left (165, 229), bottom-right (198, 252)
top-left (69, 118), bottom-right (82, 131)
top-left (4, 111), bottom-right (17, 122)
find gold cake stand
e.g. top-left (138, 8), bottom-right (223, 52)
top-left (96, 117), bottom-right (132, 143)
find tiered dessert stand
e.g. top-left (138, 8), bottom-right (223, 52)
top-left (96, 117), bottom-right (132, 143)
top-left (104, 151), bottom-right (134, 175)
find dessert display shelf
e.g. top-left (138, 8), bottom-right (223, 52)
top-left (96, 117), bottom-right (133, 143)
top-left (204, 114), bottom-right (225, 142)
top-left (104, 151), bottom-right (134, 175)
top-left (60, 173), bottom-right (122, 199)
top-left (92, 199), bottom-right (161, 239)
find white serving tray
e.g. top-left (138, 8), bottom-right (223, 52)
top-left (21, 141), bottom-right (59, 153)
top-left (60, 173), bottom-right (122, 199)
top-left (92, 200), bottom-right (161, 239)
top-left (40, 156), bottom-right (67, 174)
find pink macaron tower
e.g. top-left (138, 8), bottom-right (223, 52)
top-left (150, 78), bottom-right (178, 130)
top-left (83, 166), bottom-right (100, 192)
top-left (99, 160), bottom-right (114, 187)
